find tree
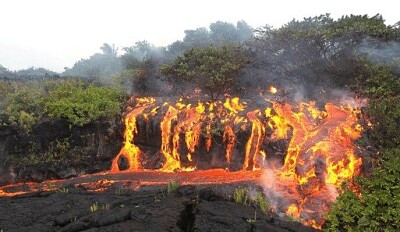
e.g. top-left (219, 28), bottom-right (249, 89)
top-left (100, 43), bottom-right (118, 56)
top-left (62, 43), bottom-right (122, 78)
top-left (210, 21), bottom-right (238, 45)
top-left (0, 64), bottom-right (17, 79)
top-left (161, 45), bottom-right (249, 100)
top-left (182, 27), bottom-right (212, 48)
top-left (119, 41), bottom-right (167, 95)
top-left (236, 20), bottom-right (254, 42)
top-left (248, 14), bottom-right (334, 98)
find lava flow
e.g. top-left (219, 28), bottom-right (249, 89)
top-left (109, 95), bottom-right (363, 228)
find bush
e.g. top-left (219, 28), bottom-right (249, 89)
top-left (46, 85), bottom-right (126, 126)
top-left (365, 96), bottom-right (400, 148)
top-left (2, 83), bottom-right (45, 131)
top-left (325, 148), bottom-right (400, 231)
top-left (361, 65), bottom-right (400, 99)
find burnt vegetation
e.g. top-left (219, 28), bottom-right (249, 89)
top-left (1, 14), bottom-right (400, 231)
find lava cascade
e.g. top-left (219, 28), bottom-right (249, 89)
top-left (110, 96), bottom-right (363, 228)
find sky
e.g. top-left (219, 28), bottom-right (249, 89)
top-left (0, 0), bottom-right (398, 73)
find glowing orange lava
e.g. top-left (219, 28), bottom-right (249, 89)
top-left (93, 96), bottom-right (364, 228)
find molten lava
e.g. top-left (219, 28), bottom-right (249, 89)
top-left (111, 96), bottom-right (364, 228)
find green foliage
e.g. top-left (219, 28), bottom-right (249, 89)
top-left (46, 85), bottom-right (126, 126)
top-left (109, 69), bottom-right (137, 92)
top-left (45, 79), bottom-right (84, 99)
top-left (350, 61), bottom-right (400, 149)
top-left (365, 97), bottom-right (400, 148)
top-left (1, 83), bottom-right (45, 131)
top-left (161, 45), bottom-right (249, 100)
top-left (0, 78), bottom-right (127, 131)
top-left (353, 63), bottom-right (400, 99)
top-left (256, 192), bottom-right (270, 214)
top-left (232, 188), bottom-right (270, 213)
top-left (325, 148), bottom-right (400, 231)
top-left (166, 181), bottom-right (180, 194)
top-left (233, 187), bottom-right (250, 205)
top-left (324, 14), bottom-right (396, 42)
top-left (0, 80), bottom-right (13, 103)
top-left (275, 14), bottom-right (333, 41)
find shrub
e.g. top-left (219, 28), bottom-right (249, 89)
top-left (325, 148), bottom-right (400, 231)
top-left (2, 83), bottom-right (44, 131)
top-left (365, 96), bottom-right (400, 148)
top-left (46, 85), bottom-right (126, 126)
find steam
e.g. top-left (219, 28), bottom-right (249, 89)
top-left (261, 169), bottom-right (280, 210)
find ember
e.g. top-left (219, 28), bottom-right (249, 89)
top-left (269, 86), bottom-right (278, 94)
top-left (109, 96), bottom-right (363, 228)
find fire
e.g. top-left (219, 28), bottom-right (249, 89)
top-left (269, 86), bottom-right (278, 94)
top-left (286, 204), bottom-right (300, 218)
top-left (108, 96), bottom-right (362, 228)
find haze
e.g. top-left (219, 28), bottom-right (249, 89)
top-left (1, 0), bottom-right (398, 72)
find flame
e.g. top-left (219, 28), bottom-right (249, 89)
top-left (224, 97), bottom-right (246, 114)
top-left (269, 86), bottom-right (278, 94)
top-left (286, 204), bottom-right (300, 218)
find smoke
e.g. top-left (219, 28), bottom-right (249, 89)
top-left (260, 168), bottom-right (299, 214)
top-left (0, 165), bottom-right (16, 186)
top-left (332, 89), bottom-right (368, 108)
top-left (292, 85), bottom-right (306, 104)
top-left (357, 37), bottom-right (400, 72)
top-left (261, 169), bottom-right (280, 210)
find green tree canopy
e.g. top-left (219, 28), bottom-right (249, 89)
top-left (161, 45), bottom-right (249, 100)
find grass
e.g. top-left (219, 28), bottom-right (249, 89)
top-left (233, 187), bottom-right (250, 205)
top-left (56, 187), bottom-right (69, 193)
top-left (90, 202), bottom-right (110, 212)
top-left (246, 211), bottom-right (257, 223)
top-left (90, 202), bottom-right (99, 212)
top-left (255, 192), bottom-right (270, 213)
top-left (233, 187), bottom-right (270, 213)
top-left (167, 181), bottom-right (180, 194)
